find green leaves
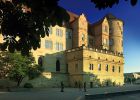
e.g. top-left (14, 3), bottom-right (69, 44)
top-left (0, 51), bottom-right (43, 86)
top-left (0, 0), bottom-right (69, 56)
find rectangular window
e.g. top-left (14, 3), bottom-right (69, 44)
top-left (106, 64), bottom-right (109, 72)
top-left (112, 66), bottom-right (115, 72)
top-left (104, 26), bottom-right (108, 33)
top-left (60, 30), bottom-right (63, 37)
top-left (66, 32), bottom-right (72, 39)
top-left (119, 66), bottom-right (121, 73)
top-left (56, 29), bottom-right (58, 36)
top-left (48, 27), bottom-right (52, 34)
top-left (56, 42), bottom-right (58, 50)
top-left (103, 39), bottom-right (108, 45)
top-left (89, 64), bottom-right (94, 70)
top-left (109, 39), bottom-right (114, 46)
top-left (98, 64), bottom-right (101, 71)
top-left (56, 42), bottom-right (63, 51)
top-left (45, 40), bottom-right (53, 49)
top-left (56, 29), bottom-right (63, 37)
top-left (66, 31), bottom-right (69, 39)
top-left (69, 32), bottom-right (72, 39)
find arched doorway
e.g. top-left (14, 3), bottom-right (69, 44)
top-left (38, 56), bottom-right (43, 66)
top-left (56, 60), bottom-right (60, 71)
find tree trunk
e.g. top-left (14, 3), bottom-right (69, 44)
top-left (17, 76), bottom-right (23, 87)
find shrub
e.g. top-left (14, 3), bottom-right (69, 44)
top-left (102, 79), bottom-right (113, 87)
top-left (24, 83), bottom-right (33, 88)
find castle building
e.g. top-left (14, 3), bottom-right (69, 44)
top-left (0, 11), bottom-right (124, 87)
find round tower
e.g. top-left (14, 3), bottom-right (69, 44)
top-left (106, 14), bottom-right (123, 54)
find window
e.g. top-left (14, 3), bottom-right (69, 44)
top-left (103, 39), bottom-right (108, 45)
top-left (112, 66), bottom-right (115, 72)
top-left (56, 28), bottom-right (63, 37)
top-left (56, 29), bottom-right (59, 36)
top-left (103, 39), bottom-right (106, 45)
top-left (92, 64), bottom-right (94, 70)
top-left (82, 34), bottom-right (85, 41)
top-left (48, 27), bottom-right (52, 34)
top-left (104, 26), bottom-right (108, 33)
top-left (109, 39), bottom-right (114, 46)
top-left (119, 66), bottom-right (121, 73)
top-left (56, 42), bottom-right (59, 50)
top-left (98, 64), bottom-right (101, 71)
top-left (66, 30), bottom-right (72, 39)
top-left (89, 64), bottom-right (94, 70)
top-left (66, 32), bottom-right (69, 39)
top-left (89, 64), bottom-right (91, 70)
top-left (56, 60), bottom-right (60, 71)
top-left (56, 42), bottom-right (63, 51)
top-left (106, 64), bottom-right (109, 72)
top-left (45, 40), bottom-right (53, 49)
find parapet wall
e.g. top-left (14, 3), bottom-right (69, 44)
top-left (66, 46), bottom-right (123, 57)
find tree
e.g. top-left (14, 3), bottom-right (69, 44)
top-left (0, 51), bottom-right (43, 86)
top-left (0, 0), bottom-right (69, 56)
top-left (0, 0), bottom-right (138, 55)
top-left (92, 75), bottom-right (101, 87)
top-left (91, 0), bottom-right (138, 10)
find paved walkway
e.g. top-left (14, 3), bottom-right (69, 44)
top-left (0, 84), bottom-right (140, 100)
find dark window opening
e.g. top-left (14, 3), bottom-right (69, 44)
top-left (112, 66), bottom-right (115, 72)
top-left (38, 56), bottom-right (43, 66)
top-left (106, 64), bottom-right (109, 72)
top-left (119, 66), bottom-right (121, 73)
top-left (56, 60), bottom-right (60, 71)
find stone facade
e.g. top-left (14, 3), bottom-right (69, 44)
top-left (66, 46), bottom-right (124, 87)
top-left (0, 11), bottom-right (124, 87)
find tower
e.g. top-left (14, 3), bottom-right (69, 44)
top-left (106, 14), bottom-right (124, 54)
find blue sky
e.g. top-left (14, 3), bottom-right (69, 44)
top-left (59, 0), bottom-right (140, 73)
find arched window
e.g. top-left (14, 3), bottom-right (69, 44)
top-left (38, 56), bottom-right (43, 66)
top-left (56, 60), bottom-right (60, 71)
